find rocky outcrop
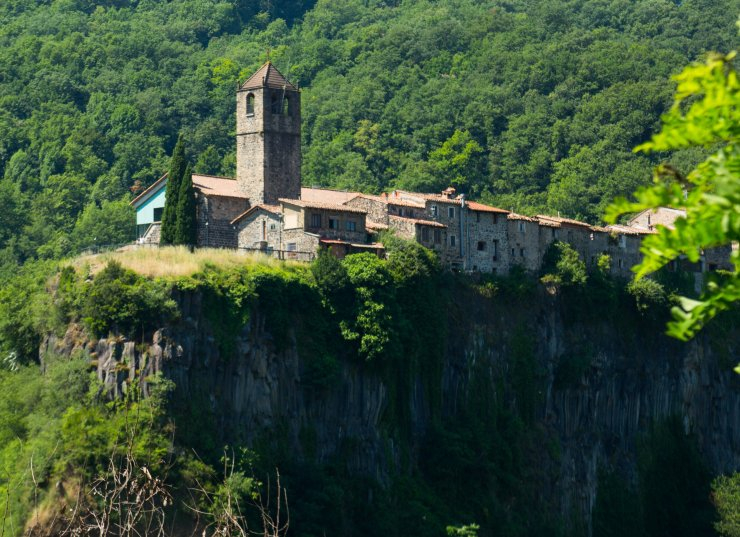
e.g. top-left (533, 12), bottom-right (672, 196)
top-left (40, 287), bottom-right (740, 529)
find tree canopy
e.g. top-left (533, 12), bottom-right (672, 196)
top-left (0, 0), bottom-right (737, 269)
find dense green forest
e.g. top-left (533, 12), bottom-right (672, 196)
top-left (0, 0), bottom-right (738, 266)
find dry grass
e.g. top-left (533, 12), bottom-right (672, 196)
top-left (67, 246), bottom-right (305, 278)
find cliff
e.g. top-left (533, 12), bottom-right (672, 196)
top-left (40, 275), bottom-right (740, 534)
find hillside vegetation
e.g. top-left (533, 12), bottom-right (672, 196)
top-left (0, 0), bottom-right (738, 269)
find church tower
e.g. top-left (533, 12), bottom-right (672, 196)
top-left (236, 62), bottom-right (301, 205)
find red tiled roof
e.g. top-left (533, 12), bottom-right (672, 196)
top-left (240, 62), bottom-right (297, 91)
top-left (606, 224), bottom-right (657, 236)
top-left (389, 215), bottom-right (446, 228)
top-left (301, 187), bottom-right (359, 204)
top-left (535, 214), bottom-right (592, 228)
top-left (366, 221), bottom-right (389, 231)
top-left (279, 198), bottom-right (367, 214)
top-left (507, 213), bottom-right (538, 222)
top-left (393, 190), bottom-right (461, 204)
top-left (192, 175), bottom-right (248, 199)
top-left (131, 173), bottom-right (246, 206)
top-left (466, 200), bottom-right (509, 214)
top-left (230, 204), bottom-right (281, 225)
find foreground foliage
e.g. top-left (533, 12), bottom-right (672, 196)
top-left (607, 52), bottom-right (740, 341)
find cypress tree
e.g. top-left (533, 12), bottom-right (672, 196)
top-left (160, 135), bottom-right (186, 245)
top-left (174, 163), bottom-right (197, 246)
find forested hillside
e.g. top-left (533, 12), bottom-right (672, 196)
top-left (0, 0), bottom-right (737, 265)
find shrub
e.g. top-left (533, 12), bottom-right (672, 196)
top-left (540, 241), bottom-right (587, 287)
top-left (79, 261), bottom-right (178, 337)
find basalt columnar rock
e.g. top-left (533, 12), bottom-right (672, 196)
top-left (40, 286), bottom-right (740, 531)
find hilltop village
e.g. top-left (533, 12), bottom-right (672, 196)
top-left (132, 62), bottom-right (731, 278)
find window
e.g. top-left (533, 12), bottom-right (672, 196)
top-left (476, 212), bottom-right (481, 223)
top-left (492, 240), bottom-right (498, 261)
top-left (511, 248), bottom-right (515, 257)
top-left (450, 235), bottom-right (456, 247)
top-left (153, 207), bottom-right (163, 222)
top-left (520, 248), bottom-right (525, 257)
top-left (271, 93), bottom-right (281, 114)
top-left (310, 213), bottom-right (322, 228)
top-left (421, 227), bottom-right (430, 242)
top-left (551, 228), bottom-right (557, 239)
top-left (618, 258), bottom-right (624, 268)
top-left (431, 205), bottom-right (438, 217)
top-left (619, 235), bottom-right (627, 248)
top-left (448, 207), bottom-right (455, 219)
top-left (398, 208), bottom-right (404, 217)
top-left (477, 241), bottom-right (486, 251)
top-left (287, 242), bottom-right (296, 252)
top-left (246, 93), bottom-right (255, 115)
top-left (329, 217), bottom-right (339, 230)
top-left (346, 220), bottom-right (356, 232)
top-left (434, 229), bottom-right (441, 244)
top-left (492, 214), bottom-right (498, 225)
top-left (282, 96), bottom-right (290, 116)
top-left (518, 221), bottom-right (526, 232)
top-left (270, 223), bottom-right (276, 231)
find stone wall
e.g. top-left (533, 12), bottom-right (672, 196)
top-left (196, 195), bottom-right (247, 248)
top-left (344, 196), bottom-right (389, 225)
top-left (236, 86), bottom-right (301, 205)
top-left (236, 210), bottom-right (282, 250)
top-left (507, 217), bottom-right (541, 271)
top-left (464, 210), bottom-right (508, 273)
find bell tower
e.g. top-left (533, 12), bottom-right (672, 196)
top-left (236, 62), bottom-right (301, 205)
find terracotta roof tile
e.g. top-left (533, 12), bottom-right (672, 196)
top-left (606, 224), bottom-right (656, 236)
top-left (389, 215), bottom-right (446, 228)
top-left (240, 62), bottom-right (297, 91)
top-left (279, 198), bottom-right (367, 214)
top-left (230, 204), bottom-right (281, 225)
top-left (301, 187), bottom-right (358, 204)
top-left (466, 200), bottom-right (509, 214)
top-left (366, 221), bottom-right (389, 231)
top-left (507, 213), bottom-right (538, 222)
top-left (192, 175), bottom-right (248, 199)
top-left (535, 214), bottom-right (592, 228)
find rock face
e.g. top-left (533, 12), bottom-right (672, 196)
top-left (40, 287), bottom-right (740, 529)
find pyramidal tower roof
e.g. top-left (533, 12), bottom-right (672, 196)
top-left (240, 61), bottom-right (297, 91)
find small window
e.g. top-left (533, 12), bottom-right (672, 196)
top-left (448, 207), bottom-right (455, 219)
top-left (520, 248), bottom-right (525, 257)
top-left (153, 207), bottom-right (163, 222)
top-left (518, 221), bottom-right (526, 232)
top-left (477, 241), bottom-right (486, 251)
top-left (450, 235), bottom-right (456, 247)
top-left (287, 242), bottom-right (296, 252)
top-left (618, 258), bottom-right (624, 268)
top-left (492, 240), bottom-right (498, 261)
top-left (431, 205), bottom-right (438, 217)
top-left (282, 96), bottom-right (290, 116)
top-left (492, 214), bottom-right (498, 225)
top-left (310, 213), bottom-right (322, 228)
top-left (619, 235), bottom-right (627, 248)
top-left (551, 228), bottom-right (557, 238)
top-left (511, 248), bottom-right (515, 257)
top-left (346, 220), bottom-right (356, 232)
top-left (270, 223), bottom-right (276, 231)
top-left (434, 229), bottom-right (441, 244)
top-left (246, 93), bottom-right (255, 115)
top-left (421, 227), bottom-right (430, 242)
top-left (271, 93), bottom-right (281, 114)
top-left (398, 208), bottom-right (404, 217)
top-left (329, 217), bottom-right (339, 230)
top-left (476, 212), bottom-right (481, 223)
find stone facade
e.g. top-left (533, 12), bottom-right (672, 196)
top-left (463, 208), bottom-right (509, 273)
top-left (236, 64), bottom-right (301, 205)
top-left (196, 194), bottom-right (248, 249)
top-left (234, 207), bottom-right (282, 250)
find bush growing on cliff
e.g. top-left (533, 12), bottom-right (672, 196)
top-left (540, 241), bottom-right (587, 287)
top-left (76, 261), bottom-right (178, 337)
